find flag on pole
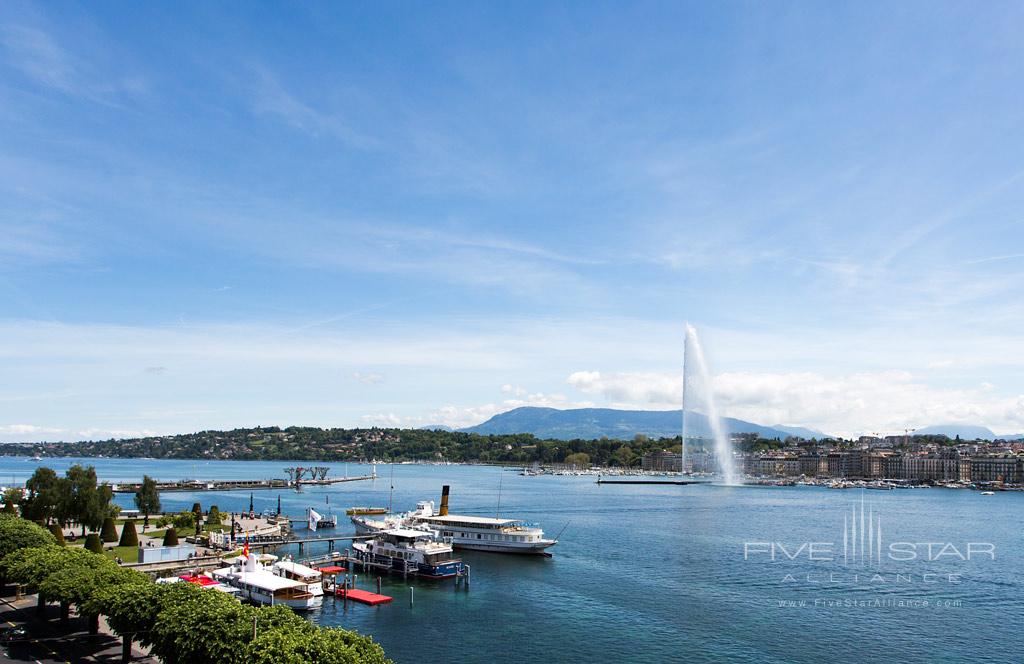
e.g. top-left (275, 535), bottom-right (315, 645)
top-left (309, 508), bottom-right (322, 532)
top-left (242, 534), bottom-right (249, 558)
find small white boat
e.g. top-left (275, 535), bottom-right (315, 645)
top-left (981, 491), bottom-right (995, 496)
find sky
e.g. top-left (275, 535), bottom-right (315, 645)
top-left (1, 1), bottom-right (1023, 442)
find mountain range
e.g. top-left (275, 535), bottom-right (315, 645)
top-left (460, 408), bottom-right (1022, 441)
top-left (459, 407), bottom-right (825, 441)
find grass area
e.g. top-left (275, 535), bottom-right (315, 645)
top-left (103, 545), bottom-right (139, 563)
top-left (140, 528), bottom-right (168, 540)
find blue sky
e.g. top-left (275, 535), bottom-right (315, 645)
top-left (2, 1), bottom-right (1023, 441)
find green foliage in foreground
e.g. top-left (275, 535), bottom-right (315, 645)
top-left (0, 516), bottom-right (390, 664)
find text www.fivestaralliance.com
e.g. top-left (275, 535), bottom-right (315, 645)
top-left (776, 598), bottom-right (963, 609)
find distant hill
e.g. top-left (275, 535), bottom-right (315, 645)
top-left (418, 424), bottom-right (454, 432)
top-left (914, 424), bottom-right (996, 440)
top-left (773, 424), bottom-right (831, 439)
top-left (460, 407), bottom-right (810, 441)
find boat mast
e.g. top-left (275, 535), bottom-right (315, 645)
top-left (387, 460), bottom-right (395, 514)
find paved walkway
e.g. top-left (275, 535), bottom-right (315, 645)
top-left (0, 590), bottom-right (155, 664)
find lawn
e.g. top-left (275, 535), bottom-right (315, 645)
top-left (103, 545), bottom-right (140, 563)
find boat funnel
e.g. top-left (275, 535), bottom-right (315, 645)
top-left (439, 485), bottom-right (450, 516)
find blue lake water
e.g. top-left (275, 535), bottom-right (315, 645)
top-left (2, 457), bottom-right (1021, 663)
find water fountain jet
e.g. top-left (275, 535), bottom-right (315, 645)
top-left (682, 324), bottom-right (738, 485)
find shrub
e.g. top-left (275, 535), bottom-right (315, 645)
top-left (101, 517), bottom-right (119, 543)
top-left (171, 511), bottom-right (195, 530)
top-left (119, 520), bottom-right (139, 547)
top-left (49, 523), bottom-right (66, 546)
top-left (0, 513), bottom-right (56, 561)
top-left (162, 527), bottom-right (178, 546)
top-left (206, 505), bottom-right (222, 526)
top-left (85, 533), bottom-right (104, 553)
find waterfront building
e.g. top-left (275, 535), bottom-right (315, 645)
top-left (642, 451), bottom-right (682, 472)
top-left (970, 456), bottom-right (1023, 484)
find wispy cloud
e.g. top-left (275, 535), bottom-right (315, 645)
top-left (0, 23), bottom-right (146, 104)
top-left (250, 68), bottom-right (376, 149)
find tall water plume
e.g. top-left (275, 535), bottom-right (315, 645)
top-left (682, 324), bottom-right (738, 485)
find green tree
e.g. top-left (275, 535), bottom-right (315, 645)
top-left (150, 582), bottom-right (259, 664)
top-left (612, 445), bottom-right (635, 467)
top-left (119, 520), bottom-right (139, 547)
top-left (22, 467), bottom-right (60, 523)
top-left (162, 527), bottom-right (178, 546)
top-left (40, 557), bottom-right (139, 634)
top-left (49, 523), bottom-right (66, 546)
top-left (134, 476), bottom-right (161, 529)
top-left (206, 505), bottom-right (222, 527)
top-left (564, 452), bottom-right (591, 468)
top-left (87, 581), bottom-right (167, 663)
top-left (85, 533), bottom-right (104, 553)
top-left (101, 517), bottom-right (119, 543)
top-left (60, 465), bottom-right (108, 536)
top-left (0, 513), bottom-right (56, 562)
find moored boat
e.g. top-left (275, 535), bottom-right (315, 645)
top-left (352, 527), bottom-right (465, 579)
top-left (211, 553), bottom-right (321, 610)
top-left (351, 487), bottom-right (557, 556)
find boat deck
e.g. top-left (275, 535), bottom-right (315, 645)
top-left (334, 587), bottom-right (393, 605)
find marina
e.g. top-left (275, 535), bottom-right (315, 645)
top-left (3, 457), bottom-right (1020, 664)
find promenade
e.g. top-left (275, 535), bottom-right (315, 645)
top-left (1, 591), bottom-right (155, 663)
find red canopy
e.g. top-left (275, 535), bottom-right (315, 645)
top-left (317, 566), bottom-right (346, 574)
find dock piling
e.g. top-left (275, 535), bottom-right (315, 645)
top-left (409, 586), bottom-right (414, 606)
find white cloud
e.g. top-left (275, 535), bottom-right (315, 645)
top-left (564, 369), bottom-right (1024, 438)
top-left (352, 372), bottom-right (384, 385)
top-left (0, 424), bottom-right (65, 435)
top-left (567, 371), bottom-right (680, 407)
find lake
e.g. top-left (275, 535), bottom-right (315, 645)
top-left (2, 457), bottom-right (1020, 663)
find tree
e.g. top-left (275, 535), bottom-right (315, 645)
top-left (60, 465), bottom-right (108, 536)
top-left (207, 505), bottom-right (222, 527)
top-left (3, 487), bottom-right (24, 514)
top-left (88, 581), bottom-right (167, 663)
top-left (564, 452), bottom-right (590, 468)
top-left (612, 445), bottom-right (635, 467)
top-left (134, 476), bottom-right (161, 529)
top-left (150, 582), bottom-right (259, 664)
top-left (162, 527), bottom-right (178, 546)
top-left (22, 467), bottom-right (60, 523)
top-left (40, 557), bottom-right (140, 634)
top-left (101, 517), bottom-right (119, 543)
top-left (49, 523), bottom-right (66, 546)
top-left (0, 514), bottom-right (57, 562)
top-left (119, 520), bottom-right (139, 547)
top-left (85, 533), bottom-right (104, 553)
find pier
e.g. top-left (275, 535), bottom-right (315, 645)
top-left (111, 474), bottom-right (375, 493)
top-left (596, 478), bottom-right (706, 485)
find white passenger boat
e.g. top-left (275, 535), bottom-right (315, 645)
top-left (272, 559), bottom-right (325, 600)
top-left (352, 527), bottom-right (465, 578)
top-left (211, 554), bottom-right (321, 610)
top-left (351, 486), bottom-right (557, 555)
